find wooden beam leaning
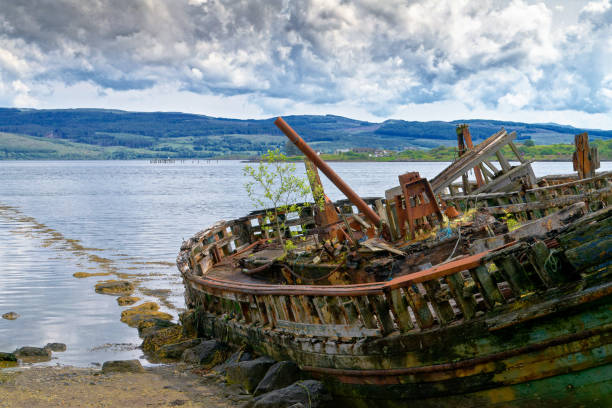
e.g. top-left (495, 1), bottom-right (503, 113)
top-left (430, 129), bottom-right (515, 194)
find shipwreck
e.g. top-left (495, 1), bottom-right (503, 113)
top-left (177, 118), bottom-right (611, 407)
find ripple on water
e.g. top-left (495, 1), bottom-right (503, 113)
top-left (2, 160), bottom-right (612, 367)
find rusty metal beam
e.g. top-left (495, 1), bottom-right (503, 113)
top-left (275, 117), bottom-right (381, 227)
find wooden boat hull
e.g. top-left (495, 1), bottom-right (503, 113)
top-left (178, 191), bottom-right (611, 405)
top-left (186, 277), bottom-right (612, 406)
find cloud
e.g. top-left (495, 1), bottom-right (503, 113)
top-left (0, 0), bottom-right (610, 120)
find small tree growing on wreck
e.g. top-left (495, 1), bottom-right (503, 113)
top-left (243, 149), bottom-right (311, 250)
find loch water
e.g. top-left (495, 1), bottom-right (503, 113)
top-left (1, 160), bottom-right (611, 366)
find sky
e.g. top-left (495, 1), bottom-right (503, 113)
top-left (0, 0), bottom-right (611, 128)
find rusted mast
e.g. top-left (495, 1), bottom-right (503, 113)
top-left (274, 117), bottom-right (381, 227)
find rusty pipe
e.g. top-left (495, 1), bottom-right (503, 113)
top-left (274, 117), bottom-right (381, 227)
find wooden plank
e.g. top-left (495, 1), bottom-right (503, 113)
top-left (368, 294), bottom-right (396, 334)
top-left (470, 265), bottom-right (505, 308)
top-left (431, 130), bottom-right (515, 193)
top-left (351, 296), bottom-right (378, 330)
top-left (494, 255), bottom-right (535, 296)
top-left (471, 161), bottom-right (535, 194)
top-left (326, 296), bottom-right (348, 325)
top-left (274, 296), bottom-right (290, 321)
top-left (300, 296), bottom-right (321, 324)
top-left (340, 296), bottom-right (360, 325)
top-left (496, 151), bottom-right (511, 171)
top-left (423, 280), bottom-right (456, 325)
top-left (482, 160), bottom-right (499, 175)
top-left (470, 202), bottom-right (587, 254)
top-left (275, 320), bottom-right (380, 338)
top-left (289, 295), bottom-right (308, 323)
top-left (508, 141), bottom-right (524, 163)
top-left (388, 288), bottom-right (414, 332)
top-left (402, 291), bottom-right (432, 330)
top-left (312, 296), bottom-right (332, 324)
top-left (445, 272), bottom-right (476, 320)
top-left (565, 237), bottom-right (612, 272)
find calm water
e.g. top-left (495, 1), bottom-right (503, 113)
top-left (1, 160), bottom-right (611, 367)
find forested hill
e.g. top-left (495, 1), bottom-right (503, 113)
top-left (1, 108), bottom-right (611, 159)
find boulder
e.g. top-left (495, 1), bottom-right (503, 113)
top-left (213, 350), bottom-right (254, 375)
top-left (0, 352), bottom-right (17, 362)
top-left (101, 359), bottom-right (144, 374)
top-left (2, 312), bottom-right (19, 320)
top-left (44, 343), bottom-right (67, 352)
top-left (225, 356), bottom-right (276, 394)
top-left (156, 338), bottom-right (202, 360)
top-left (14, 346), bottom-right (52, 358)
top-left (137, 317), bottom-right (177, 338)
top-left (251, 380), bottom-right (331, 408)
top-left (94, 280), bottom-right (134, 295)
top-left (117, 296), bottom-right (141, 306)
top-left (120, 302), bottom-right (172, 327)
top-left (179, 309), bottom-right (198, 338)
top-left (254, 361), bottom-right (301, 396)
top-left (141, 325), bottom-right (183, 353)
top-left (181, 339), bottom-right (228, 367)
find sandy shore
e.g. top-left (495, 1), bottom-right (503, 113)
top-left (0, 363), bottom-right (249, 408)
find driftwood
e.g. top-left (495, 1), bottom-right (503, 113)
top-left (430, 128), bottom-right (535, 195)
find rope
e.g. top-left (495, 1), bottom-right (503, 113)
top-left (544, 250), bottom-right (560, 275)
top-left (296, 381), bottom-right (313, 408)
top-left (444, 225), bottom-right (462, 262)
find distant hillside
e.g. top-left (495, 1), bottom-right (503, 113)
top-left (0, 108), bottom-right (611, 159)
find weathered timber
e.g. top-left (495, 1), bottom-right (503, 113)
top-left (388, 288), bottom-right (414, 332)
top-left (470, 265), bottom-right (505, 308)
top-left (470, 202), bottom-right (586, 253)
top-left (573, 132), bottom-right (600, 179)
top-left (445, 272), bottom-right (476, 320)
top-left (474, 161), bottom-right (535, 195)
top-left (431, 129), bottom-right (527, 194)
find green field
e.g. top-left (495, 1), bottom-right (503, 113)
top-left (307, 139), bottom-right (612, 162)
top-left (0, 132), bottom-right (256, 159)
top-left (2, 131), bottom-right (612, 161)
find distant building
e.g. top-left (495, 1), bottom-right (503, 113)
top-left (373, 149), bottom-right (393, 157)
top-left (351, 147), bottom-right (375, 153)
top-left (334, 148), bottom-right (350, 154)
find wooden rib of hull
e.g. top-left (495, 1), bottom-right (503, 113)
top-left (186, 277), bottom-right (612, 406)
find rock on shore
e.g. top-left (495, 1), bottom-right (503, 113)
top-left (251, 380), bottom-right (331, 408)
top-left (94, 280), bottom-right (134, 295)
top-left (120, 302), bottom-right (172, 327)
top-left (101, 359), bottom-right (144, 373)
top-left (225, 356), bottom-right (276, 394)
top-left (117, 295), bottom-right (140, 306)
top-left (44, 343), bottom-right (67, 352)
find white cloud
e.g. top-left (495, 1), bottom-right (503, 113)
top-left (581, 0), bottom-right (611, 14)
top-left (0, 0), bottom-right (610, 127)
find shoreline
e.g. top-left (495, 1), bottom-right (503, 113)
top-left (0, 158), bottom-right (586, 162)
top-left (0, 363), bottom-right (248, 408)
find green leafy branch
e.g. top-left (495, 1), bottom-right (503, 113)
top-left (243, 149), bottom-right (312, 251)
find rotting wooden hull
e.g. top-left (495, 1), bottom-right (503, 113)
top-left (178, 197), bottom-right (612, 405)
top-left (186, 278), bottom-right (612, 407)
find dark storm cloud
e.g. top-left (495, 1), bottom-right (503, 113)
top-left (0, 0), bottom-right (610, 114)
